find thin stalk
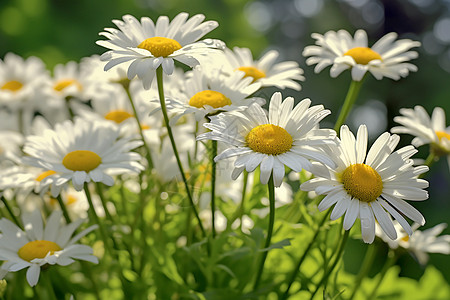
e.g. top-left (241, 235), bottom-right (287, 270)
top-left (349, 243), bottom-right (377, 300)
top-left (334, 79), bottom-right (365, 132)
top-left (155, 66), bottom-right (206, 238)
top-left (239, 171), bottom-right (249, 231)
top-left (424, 152), bottom-right (436, 167)
top-left (83, 185), bottom-right (112, 252)
top-left (95, 182), bottom-right (114, 223)
top-left (194, 121), bottom-right (199, 160)
top-left (41, 272), bottom-right (58, 300)
top-left (310, 229), bottom-right (350, 299)
top-left (253, 174), bottom-right (276, 290)
top-left (0, 196), bottom-right (21, 228)
top-left (122, 84), bottom-right (154, 169)
top-left (281, 211), bottom-right (330, 299)
top-left (18, 108), bottom-right (23, 134)
top-left (80, 261), bottom-right (101, 300)
top-left (56, 195), bottom-right (72, 224)
top-left (210, 140), bottom-right (217, 238)
top-left (367, 250), bottom-right (397, 300)
top-left (65, 97), bottom-right (76, 120)
top-left (119, 177), bottom-right (130, 224)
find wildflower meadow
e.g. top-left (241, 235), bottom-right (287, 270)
top-left (0, 1), bottom-right (449, 299)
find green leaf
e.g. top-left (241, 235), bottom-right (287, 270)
top-left (259, 238), bottom-right (291, 252)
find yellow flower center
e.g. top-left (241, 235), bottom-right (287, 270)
top-left (62, 150), bottom-right (102, 172)
top-left (53, 79), bottom-right (83, 92)
top-left (401, 235), bottom-right (410, 242)
top-left (237, 66), bottom-right (266, 82)
top-left (104, 110), bottom-right (134, 124)
top-left (246, 124), bottom-right (293, 155)
top-left (18, 240), bottom-right (62, 262)
top-left (137, 37), bottom-right (182, 57)
top-left (343, 47), bottom-right (382, 65)
top-left (141, 124), bottom-right (150, 130)
top-left (1, 80), bottom-right (23, 92)
top-left (341, 164), bottom-right (383, 203)
top-left (189, 90), bottom-right (232, 109)
top-left (36, 170), bottom-right (57, 182)
top-left (436, 131), bottom-right (450, 142)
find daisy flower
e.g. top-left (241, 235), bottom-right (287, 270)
top-left (302, 29), bottom-right (420, 81)
top-left (0, 130), bottom-right (23, 165)
top-left (376, 221), bottom-right (450, 265)
top-left (72, 85), bottom-right (138, 133)
top-left (45, 61), bottom-right (95, 102)
top-left (0, 164), bottom-right (55, 201)
top-left (96, 13), bottom-right (225, 89)
top-left (22, 118), bottom-right (144, 195)
top-left (301, 125), bottom-right (429, 243)
top-left (166, 67), bottom-right (262, 124)
top-left (81, 54), bottom-right (131, 86)
top-left (220, 47), bottom-right (305, 90)
top-left (197, 92), bottom-right (336, 187)
top-left (391, 105), bottom-right (450, 170)
top-left (0, 53), bottom-right (49, 110)
top-left (0, 209), bottom-right (98, 287)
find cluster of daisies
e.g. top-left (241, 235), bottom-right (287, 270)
top-left (0, 12), bottom-right (449, 291)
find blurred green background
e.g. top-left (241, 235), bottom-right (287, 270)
top-left (1, 0), bottom-right (449, 287)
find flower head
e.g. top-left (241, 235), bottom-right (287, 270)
top-left (301, 125), bottom-right (429, 243)
top-left (0, 53), bottom-right (49, 110)
top-left (303, 29), bottom-right (420, 81)
top-left (0, 210), bottom-right (98, 286)
top-left (166, 67), bottom-right (262, 124)
top-left (220, 47), bottom-right (305, 90)
top-left (96, 13), bottom-right (225, 89)
top-left (376, 221), bottom-right (450, 265)
top-left (198, 92), bottom-right (335, 187)
top-left (22, 118), bottom-right (144, 195)
top-left (391, 106), bottom-right (450, 169)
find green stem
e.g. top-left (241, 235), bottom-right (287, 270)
top-left (253, 174), bottom-right (276, 290)
top-left (281, 211), bottom-right (330, 299)
top-left (41, 271), bottom-right (58, 300)
top-left (310, 229), bottom-right (350, 299)
top-left (80, 261), bottom-right (101, 300)
top-left (65, 96), bottom-right (75, 120)
top-left (156, 66), bottom-right (206, 238)
top-left (83, 185), bottom-right (112, 252)
top-left (424, 152), bottom-right (436, 167)
top-left (367, 250), bottom-right (397, 300)
top-left (333, 79), bottom-right (365, 132)
top-left (119, 177), bottom-right (130, 224)
top-left (210, 140), bottom-right (217, 238)
top-left (95, 182), bottom-right (114, 223)
top-left (18, 108), bottom-right (24, 134)
top-left (239, 171), bottom-right (249, 231)
top-left (194, 121), bottom-right (199, 160)
top-left (123, 85), bottom-right (154, 169)
top-left (349, 243), bottom-right (377, 300)
top-left (56, 195), bottom-right (72, 224)
top-left (0, 196), bottom-right (21, 228)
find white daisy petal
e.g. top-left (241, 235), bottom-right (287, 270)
top-left (343, 198), bottom-right (359, 230)
top-left (330, 195), bottom-right (351, 221)
top-left (359, 202), bottom-right (376, 243)
top-left (97, 13), bottom-right (222, 88)
top-left (0, 209), bottom-right (98, 287)
top-left (371, 200), bottom-right (397, 240)
top-left (303, 124), bottom-right (428, 244)
top-left (200, 92), bottom-right (333, 188)
top-left (303, 29), bottom-right (419, 81)
top-left (26, 264), bottom-right (41, 287)
top-left (22, 118), bottom-right (144, 196)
